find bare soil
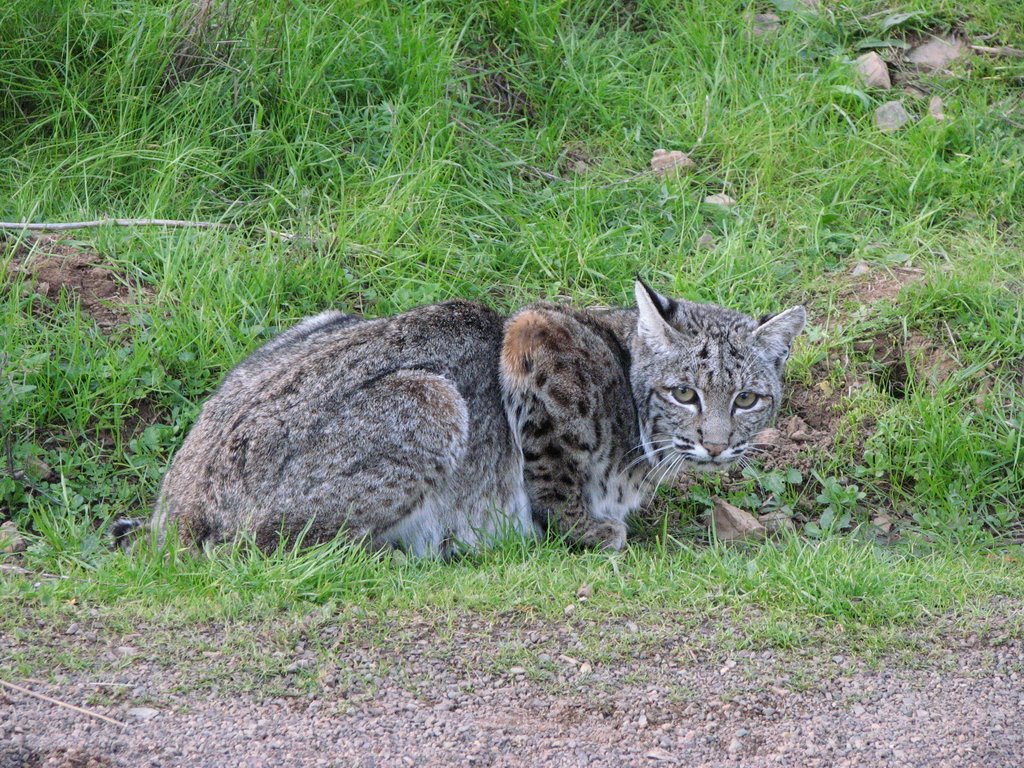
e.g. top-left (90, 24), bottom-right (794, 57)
top-left (5, 236), bottom-right (145, 332)
top-left (3, 608), bottom-right (1022, 767)
top-left (461, 49), bottom-right (536, 122)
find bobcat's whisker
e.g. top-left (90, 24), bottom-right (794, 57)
top-left (617, 440), bottom-right (675, 479)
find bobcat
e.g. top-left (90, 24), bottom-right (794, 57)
top-left (121, 280), bottom-right (804, 556)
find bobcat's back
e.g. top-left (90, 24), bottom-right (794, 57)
top-left (156, 301), bottom-right (534, 555)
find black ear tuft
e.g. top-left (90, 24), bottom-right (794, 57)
top-left (635, 276), bottom-right (673, 319)
top-left (757, 313), bottom-right (776, 327)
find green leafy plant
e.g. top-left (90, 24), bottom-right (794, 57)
top-left (806, 473), bottom-right (867, 537)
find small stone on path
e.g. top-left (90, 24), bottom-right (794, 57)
top-left (127, 707), bottom-right (159, 722)
top-left (645, 747), bottom-right (676, 762)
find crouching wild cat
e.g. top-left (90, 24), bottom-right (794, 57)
top-left (118, 280), bottom-right (804, 556)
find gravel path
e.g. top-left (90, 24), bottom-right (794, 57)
top-left (3, 614), bottom-right (1022, 767)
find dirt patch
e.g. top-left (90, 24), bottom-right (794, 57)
top-left (854, 329), bottom-right (962, 399)
top-left (460, 49), bottom-right (536, 121)
top-left (739, 374), bottom-right (852, 480)
top-left (839, 263), bottom-right (924, 306)
top-left (96, 395), bottom-right (166, 449)
top-left (5, 236), bottom-right (145, 331)
top-left (559, 145), bottom-right (596, 177)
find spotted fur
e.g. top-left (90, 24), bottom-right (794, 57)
top-left (141, 281), bottom-right (803, 555)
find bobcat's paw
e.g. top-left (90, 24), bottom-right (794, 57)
top-left (582, 520), bottom-right (627, 551)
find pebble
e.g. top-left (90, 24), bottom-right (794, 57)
top-left (855, 52), bottom-right (891, 89)
top-left (651, 149), bottom-right (696, 175)
top-left (753, 13), bottom-right (781, 35)
top-left (875, 101), bottom-right (911, 133)
top-left (906, 36), bottom-right (965, 72)
top-left (704, 193), bottom-right (736, 207)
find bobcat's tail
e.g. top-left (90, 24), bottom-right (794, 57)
top-left (110, 517), bottom-right (148, 550)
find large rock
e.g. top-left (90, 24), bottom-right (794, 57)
top-left (907, 36), bottom-right (965, 72)
top-left (855, 52), bottom-right (891, 89)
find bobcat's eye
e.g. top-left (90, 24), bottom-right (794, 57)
top-left (734, 391), bottom-right (759, 409)
top-left (669, 386), bottom-right (699, 406)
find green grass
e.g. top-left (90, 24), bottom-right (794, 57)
top-left (2, 0), bottom-right (1023, 675)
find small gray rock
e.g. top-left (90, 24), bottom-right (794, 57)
top-left (127, 707), bottom-right (160, 722)
top-left (850, 261), bottom-right (872, 278)
top-left (703, 193), bottom-right (736, 207)
top-left (855, 52), bottom-right (891, 89)
top-left (875, 101), bottom-right (911, 133)
top-left (0, 521), bottom-right (26, 554)
top-left (753, 13), bottom-right (781, 35)
top-left (907, 37), bottom-right (965, 72)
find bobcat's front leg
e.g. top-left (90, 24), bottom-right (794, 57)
top-left (527, 486), bottom-right (628, 551)
top-left (500, 307), bottom-right (632, 551)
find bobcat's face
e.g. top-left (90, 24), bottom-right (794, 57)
top-left (629, 281), bottom-right (805, 474)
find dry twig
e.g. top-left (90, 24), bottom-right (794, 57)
top-left (970, 44), bottom-right (1024, 59)
top-left (0, 563), bottom-right (64, 580)
top-left (0, 218), bottom-right (297, 241)
top-left (0, 679), bottom-right (127, 727)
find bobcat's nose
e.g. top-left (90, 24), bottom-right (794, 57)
top-left (703, 442), bottom-right (728, 457)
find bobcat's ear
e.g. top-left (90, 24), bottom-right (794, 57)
top-left (753, 306), bottom-right (806, 362)
top-left (634, 279), bottom-right (675, 351)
